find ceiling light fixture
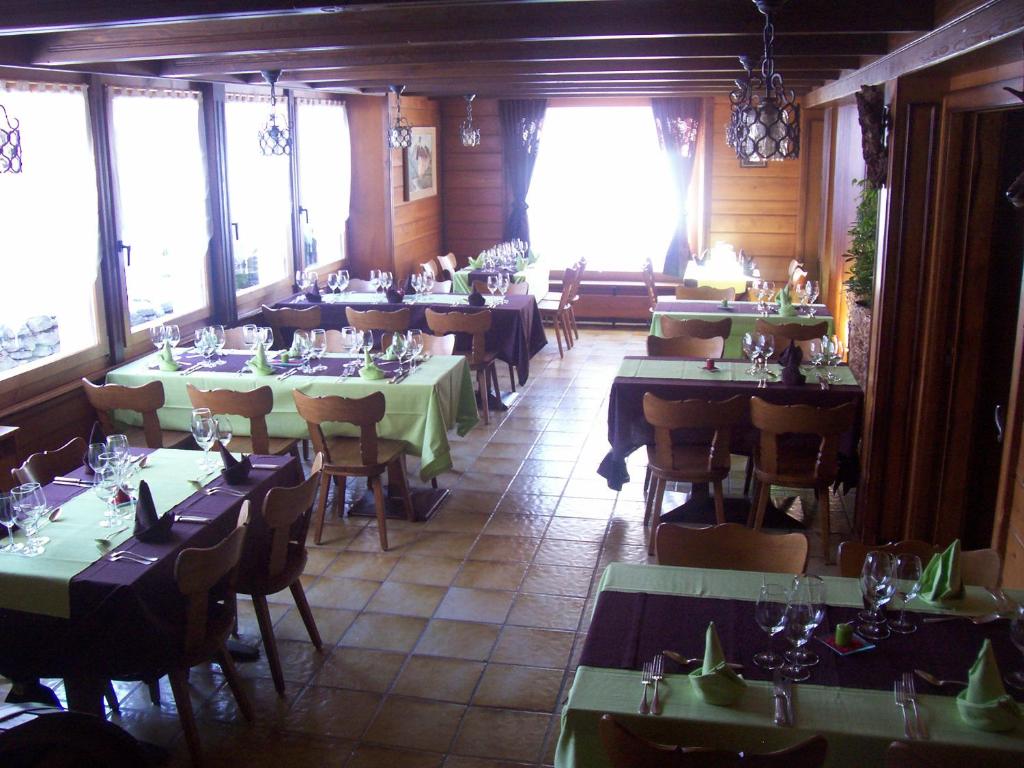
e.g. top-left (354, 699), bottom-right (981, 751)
top-left (387, 84), bottom-right (413, 149)
top-left (460, 94), bottom-right (481, 148)
top-left (257, 70), bottom-right (291, 156)
top-left (725, 56), bottom-right (754, 150)
top-left (0, 103), bottom-right (22, 174)
top-left (733, 0), bottom-right (800, 162)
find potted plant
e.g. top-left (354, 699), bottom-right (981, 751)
top-left (844, 179), bottom-right (879, 307)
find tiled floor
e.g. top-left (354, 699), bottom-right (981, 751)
top-left (5, 326), bottom-right (854, 767)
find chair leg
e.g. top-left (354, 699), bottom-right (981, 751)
top-left (477, 368), bottom-right (490, 425)
top-left (489, 364), bottom-right (502, 402)
top-left (712, 479), bottom-right (726, 525)
top-left (752, 480), bottom-right (771, 530)
top-left (818, 482), bottom-right (833, 564)
top-left (167, 668), bottom-right (203, 767)
top-left (389, 457), bottom-right (416, 522)
top-left (561, 311), bottom-right (574, 349)
top-left (290, 581), bottom-right (323, 651)
top-left (568, 306), bottom-right (580, 340)
top-left (334, 474), bottom-right (347, 518)
top-left (549, 315), bottom-right (564, 357)
top-left (252, 594), bottom-right (285, 696)
top-left (647, 478), bottom-right (666, 555)
top-left (103, 682), bottom-right (120, 715)
top-left (313, 471), bottom-right (331, 545)
top-left (507, 362), bottom-right (517, 393)
top-left (743, 457), bottom-right (754, 496)
top-left (146, 678), bottom-right (161, 705)
top-left (643, 465), bottom-right (652, 495)
top-left (370, 475), bottom-right (389, 551)
top-left (216, 646), bottom-right (254, 722)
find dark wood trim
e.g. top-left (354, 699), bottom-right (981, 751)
top-left (286, 89), bottom-right (304, 277)
top-left (199, 81), bottom-right (238, 325)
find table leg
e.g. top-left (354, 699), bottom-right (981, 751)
top-left (63, 674), bottom-right (107, 717)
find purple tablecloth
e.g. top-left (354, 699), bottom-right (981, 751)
top-left (579, 590), bottom-right (1020, 697)
top-left (596, 357), bottom-right (863, 491)
top-left (275, 293), bottom-right (547, 385)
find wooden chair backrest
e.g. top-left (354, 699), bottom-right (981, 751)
top-left (642, 259), bottom-right (658, 310)
top-left (598, 714), bottom-right (827, 767)
top-left (425, 309), bottom-right (492, 365)
top-left (675, 286), bottom-right (736, 301)
top-left (573, 258), bottom-right (587, 299)
top-left (555, 265), bottom-right (580, 310)
top-left (754, 319), bottom-right (829, 360)
top-left (437, 252), bottom-right (458, 277)
top-left (430, 279), bottom-right (453, 294)
top-left (750, 397), bottom-right (856, 482)
top-left (81, 378), bottom-right (167, 449)
top-left (346, 278), bottom-right (375, 292)
top-left (643, 394), bottom-right (747, 474)
top-left (647, 334), bottom-right (725, 359)
top-left (324, 329), bottom-right (349, 352)
top-left (382, 332), bottom-right (456, 356)
top-left (345, 307), bottom-right (412, 333)
top-left (837, 540), bottom-right (1002, 589)
top-left (254, 454), bottom-right (323, 580)
top-left (419, 259), bottom-right (439, 278)
top-left (12, 437), bottom-right (86, 486)
top-left (261, 305), bottom-right (322, 346)
top-left (655, 523), bottom-right (809, 575)
top-left (186, 384), bottom-right (274, 454)
top-left (660, 316), bottom-right (732, 341)
top-left (292, 390), bottom-right (386, 466)
top-left (223, 326), bottom-right (248, 349)
top-left (174, 502), bottom-right (249, 656)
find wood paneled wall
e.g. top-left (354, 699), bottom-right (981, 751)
top-left (440, 97), bottom-right (504, 265)
top-left (390, 94), bottom-right (443, 280)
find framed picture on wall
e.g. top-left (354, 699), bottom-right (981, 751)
top-left (404, 127), bottom-right (437, 201)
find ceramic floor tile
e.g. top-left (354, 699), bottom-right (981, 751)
top-left (533, 539), bottom-right (602, 568)
top-left (274, 606), bottom-right (358, 645)
top-left (392, 655), bottom-right (485, 703)
top-left (507, 593), bottom-right (585, 630)
top-left (481, 514), bottom-right (551, 538)
top-left (494, 493), bottom-right (559, 517)
top-left (415, 619), bottom-right (500, 661)
top-left (520, 564), bottom-right (594, 598)
top-left (313, 647), bottom-right (407, 692)
top-left (409, 532), bottom-right (479, 559)
top-left (471, 663), bottom-right (564, 712)
top-left (490, 626), bottom-right (575, 668)
top-left (467, 534), bottom-right (541, 563)
top-left (363, 696), bottom-right (464, 752)
top-left (235, 639), bottom-right (327, 684)
top-left (435, 587), bottom-right (515, 624)
top-left (544, 517), bottom-right (609, 542)
top-left (364, 580), bottom-right (447, 618)
top-left (324, 551), bottom-right (401, 581)
top-left (424, 510), bottom-right (491, 534)
top-left (284, 686), bottom-right (380, 739)
top-left (387, 555), bottom-right (463, 586)
top-left (451, 707), bottom-right (549, 763)
top-left (303, 577), bottom-right (381, 611)
top-left (453, 561), bottom-right (529, 591)
top-left (347, 744), bottom-right (444, 768)
top-left (340, 612), bottom-right (428, 653)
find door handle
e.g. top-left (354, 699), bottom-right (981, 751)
top-left (995, 404), bottom-right (1005, 444)
top-left (298, 206), bottom-right (309, 224)
top-left (116, 240), bottom-right (131, 266)
top-left (231, 222), bottom-right (239, 240)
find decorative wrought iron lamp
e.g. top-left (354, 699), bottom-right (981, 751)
top-left (460, 94), bottom-right (481, 148)
top-left (733, 0), bottom-right (800, 162)
top-left (258, 70), bottom-right (291, 156)
top-left (0, 102), bottom-right (22, 174)
top-left (387, 85), bottom-right (413, 149)
top-left (725, 57), bottom-right (754, 150)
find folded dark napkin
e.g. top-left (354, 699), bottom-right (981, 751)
top-left (82, 421), bottom-right (107, 476)
top-left (133, 480), bottom-right (174, 543)
top-left (468, 288), bottom-right (486, 307)
top-left (218, 440), bottom-right (252, 485)
top-left (385, 287), bottom-right (404, 304)
top-left (779, 340), bottom-right (806, 385)
top-left (304, 282), bottom-right (323, 303)
top-left (402, 274), bottom-right (416, 293)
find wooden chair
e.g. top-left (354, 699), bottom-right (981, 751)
top-left (675, 285), bottom-right (736, 301)
top-left (324, 329), bottom-right (351, 352)
top-left (642, 258), bottom-right (659, 312)
top-left (437, 252), bottom-right (458, 279)
top-left (346, 277), bottom-right (376, 292)
top-left (837, 540), bottom-right (1002, 589)
top-left (538, 264), bottom-right (578, 358)
top-left (222, 326), bottom-right (250, 349)
top-left (236, 455), bottom-right (324, 695)
top-left (565, 256), bottom-right (586, 341)
top-left (599, 714), bottom-right (828, 767)
top-left (0, 711), bottom-right (153, 767)
top-left (656, 523), bottom-right (809, 574)
top-left (292, 390), bottom-right (415, 549)
top-left (419, 259), bottom-right (440, 278)
top-left (261, 304), bottom-right (322, 349)
top-left (753, 319), bottom-right (829, 361)
top-left (81, 379), bottom-right (191, 450)
top-left (643, 394), bottom-right (748, 553)
top-left (425, 308), bottom-right (499, 425)
top-left (12, 437), bottom-right (85, 485)
top-left (647, 334), bottom-right (725, 359)
top-left (382, 332), bottom-right (456, 356)
top-left (345, 307), bottom-right (412, 344)
top-left (186, 384), bottom-right (301, 459)
top-left (748, 397), bottom-right (857, 563)
top-left (658, 316), bottom-right (732, 343)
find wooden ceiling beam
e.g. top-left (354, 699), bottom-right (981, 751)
top-left (28, 0), bottom-right (933, 66)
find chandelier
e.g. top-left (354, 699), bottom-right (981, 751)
top-left (257, 70), bottom-right (291, 156)
top-left (460, 94), bottom-right (481, 148)
top-left (0, 103), bottom-right (22, 174)
top-left (725, 57), bottom-right (754, 150)
top-left (387, 85), bottom-right (413, 149)
top-left (733, 0), bottom-right (800, 162)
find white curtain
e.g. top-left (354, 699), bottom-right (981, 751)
top-left (296, 98), bottom-right (351, 267)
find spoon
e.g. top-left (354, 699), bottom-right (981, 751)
top-left (914, 669), bottom-right (967, 689)
top-left (48, 507), bottom-right (63, 522)
top-left (921, 612), bottom-right (1006, 625)
top-left (95, 525), bottom-right (129, 545)
top-left (663, 650), bottom-right (743, 671)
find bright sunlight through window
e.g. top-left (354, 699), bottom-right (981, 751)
top-left (296, 99), bottom-right (351, 268)
top-left (526, 106), bottom-right (678, 272)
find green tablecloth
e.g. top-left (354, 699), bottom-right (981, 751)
top-left (615, 359), bottom-right (858, 386)
top-left (0, 449), bottom-right (205, 619)
top-left (650, 306), bottom-right (835, 359)
top-left (556, 564), bottom-right (1024, 768)
top-left (452, 263), bottom-right (549, 298)
top-left (107, 353), bottom-right (479, 481)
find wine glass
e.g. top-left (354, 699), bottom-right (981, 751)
top-left (392, 332), bottom-right (408, 371)
top-left (754, 583), bottom-right (787, 669)
top-left (0, 492), bottom-right (19, 553)
top-left (292, 330), bottom-right (311, 369)
top-left (191, 416), bottom-right (218, 472)
top-left (407, 329), bottom-right (424, 370)
top-left (338, 269), bottom-right (349, 293)
top-left (191, 408), bottom-right (213, 467)
top-left (780, 600), bottom-right (815, 682)
top-left (742, 332), bottom-right (757, 374)
top-left (216, 415), bottom-right (233, 453)
top-left (890, 554), bottom-right (923, 634)
top-left (808, 339), bottom-right (824, 367)
top-left (86, 442), bottom-right (108, 473)
top-left (361, 330), bottom-right (375, 356)
top-left (210, 325), bottom-right (226, 357)
top-left (423, 272), bottom-right (435, 295)
top-left (12, 483), bottom-right (48, 554)
top-left (105, 434), bottom-right (130, 468)
top-left (1006, 605), bottom-right (1024, 689)
top-left (259, 327), bottom-right (274, 350)
top-left (804, 281), bottom-right (820, 315)
top-left (341, 326), bottom-right (358, 355)
top-left (410, 273), bottom-right (422, 302)
top-left (498, 273), bottom-right (510, 304)
top-left (310, 328), bottom-right (327, 371)
top-left (786, 575), bottom-right (826, 668)
top-left (486, 274), bottom-right (499, 305)
top-left (859, 550), bottom-right (896, 640)
top-left (116, 462), bottom-right (140, 519)
top-left (327, 272), bottom-right (340, 293)
top-left (164, 324), bottom-right (181, 349)
top-left (148, 325), bottom-right (166, 351)
top-left (242, 324), bottom-right (259, 351)
top-left (369, 269), bottom-right (381, 297)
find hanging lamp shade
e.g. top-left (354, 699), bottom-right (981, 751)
top-left (257, 70), bottom-right (291, 156)
top-left (387, 85), bottom-right (413, 149)
top-left (460, 94), bottom-right (481, 148)
top-left (0, 103), bottom-right (22, 174)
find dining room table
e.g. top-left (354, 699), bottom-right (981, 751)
top-left (450, 261), bottom-right (549, 299)
top-left (0, 447), bottom-right (302, 715)
top-left (650, 299), bottom-right (834, 358)
top-left (557, 562), bottom-right (1024, 768)
top-left (106, 348), bottom-right (479, 483)
top-left (275, 291), bottom-right (547, 386)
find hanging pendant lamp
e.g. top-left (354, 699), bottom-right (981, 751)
top-left (460, 94), bottom-right (481, 148)
top-left (0, 102), bottom-right (22, 174)
top-left (734, 0), bottom-right (800, 162)
top-left (725, 56), bottom-right (754, 150)
top-left (257, 70), bottom-right (291, 156)
top-left (387, 85), bottom-right (413, 149)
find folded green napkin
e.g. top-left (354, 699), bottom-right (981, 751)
top-left (359, 349), bottom-right (386, 380)
top-left (157, 339), bottom-right (179, 371)
top-left (246, 342), bottom-right (275, 376)
top-left (688, 621), bottom-right (746, 706)
top-left (468, 254), bottom-right (484, 269)
top-left (956, 639), bottom-right (1021, 732)
top-left (920, 539), bottom-right (964, 604)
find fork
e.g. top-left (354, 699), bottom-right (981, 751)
top-left (650, 654), bottom-right (664, 715)
top-left (203, 488), bottom-right (247, 497)
top-left (894, 678), bottom-right (913, 739)
top-left (638, 661), bottom-right (652, 715)
top-left (904, 671), bottom-right (928, 739)
top-left (109, 551), bottom-right (157, 564)
top-left (922, 612), bottom-right (1005, 625)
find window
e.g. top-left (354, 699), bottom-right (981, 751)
top-left (296, 98), bottom-right (350, 268)
top-left (109, 88), bottom-right (211, 330)
top-left (225, 94), bottom-right (293, 292)
top-left (526, 106), bottom-right (678, 271)
top-left (0, 82), bottom-right (101, 379)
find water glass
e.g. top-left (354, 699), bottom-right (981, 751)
top-left (242, 324), bottom-right (259, 351)
top-left (310, 328), bottom-right (327, 370)
top-left (192, 416), bottom-right (218, 470)
top-left (216, 415), bottom-right (233, 452)
top-left (889, 554), bottom-right (923, 634)
top-left (338, 269), bottom-right (349, 292)
top-left (327, 273), bottom-right (340, 292)
top-left (859, 550), bottom-right (896, 640)
top-left (148, 325), bottom-right (166, 350)
top-left (259, 326), bottom-right (274, 349)
top-left (341, 326), bottom-right (358, 355)
top-left (785, 575), bottom-right (826, 667)
top-left (86, 442), bottom-right (108, 473)
top-left (780, 600), bottom-right (816, 681)
top-left (210, 325), bottom-right (226, 356)
top-left (361, 330), bottom-right (374, 355)
top-left (499, 273), bottom-right (511, 303)
top-left (105, 434), bottom-right (130, 467)
top-left (423, 272), bottom-right (435, 294)
top-left (12, 483), bottom-right (48, 555)
top-left (0, 492), bottom-right (19, 553)
top-left (754, 584), bottom-right (787, 669)
top-left (407, 329), bottom-right (424, 369)
top-left (486, 274), bottom-right (499, 303)
top-left (369, 269), bottom-right (381, 295)
top-left (164, 324), bottom-right (181, 348)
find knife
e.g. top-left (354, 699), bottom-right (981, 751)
top-left (772, 669), bottom-right (790, 727)
top-left (53, 476), bottom-right (92, 487)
